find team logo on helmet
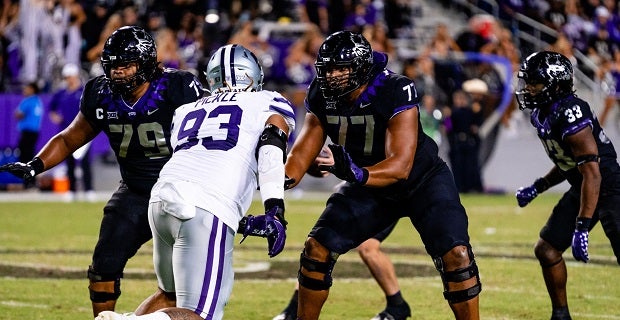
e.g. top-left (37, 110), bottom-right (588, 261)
top-left (205, 44), bottom-right (264, 93)
top-left (315, 31), bottom-right (374, 102)
top-left (515, 51), bottom-right (574, 110)
top-left (101, 26), bottom-right (158, 95)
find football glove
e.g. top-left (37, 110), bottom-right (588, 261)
top-left (238, 199), bottom-right (286, 258)
top-left (306, 162), bottom-right (329, 178)
top-left (571, 217), bottom-right (591, 263)
top-left (318, 144), bottom-right (368, 185)
top-left (515, 177), bottom-right (549, 207)
top-left (0, 157), bottom-right (44, 184)
top-left (284, 175), bottom-right (296, 190)
top-left (307, 146), bottom-right (333, 178)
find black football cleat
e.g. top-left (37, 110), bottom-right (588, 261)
top-left (371, 301), bottom-right (411, 320)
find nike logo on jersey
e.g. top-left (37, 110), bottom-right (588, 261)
top-left (359, 102), bottom-right (371, 109)
top-left (147, 108), bottom-right (159, 115)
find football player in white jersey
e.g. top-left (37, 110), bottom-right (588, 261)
top-left (95, 44), bottom-right (296, 320)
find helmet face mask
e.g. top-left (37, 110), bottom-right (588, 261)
top-left (108, 62), bottom-right (139, 92)
top-left (515, 51), bottom-right (574, 110)
top-left (315, 31), bottom-right (373, 101)
top-left (205, 44), bottom-right (264, 93)
top-left (101, 26), bottom-right (158, 95)
top-left (319, 65), bottom-right (352, 94)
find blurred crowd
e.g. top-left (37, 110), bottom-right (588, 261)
top-left (1, 0), bottom-right (620, 193)
top-left (0, 0), bottom-right (617, 91)
top-left (0, 0), bottom-right (417, 93)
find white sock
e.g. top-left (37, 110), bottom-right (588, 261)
top-left (134, 311), bottom-right (172, 320)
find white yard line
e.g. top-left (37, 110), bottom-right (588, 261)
top-left (0, 300), bottom-right (48, 309)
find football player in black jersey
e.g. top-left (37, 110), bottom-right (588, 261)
top-left (274, 147), bottom-right (411, 320)
top-left (284, 31), bottom-right (481, 319)
top-left (0, 26), bottom-right (204, 317)
top-left (515, 51), bottom-right (620, 320)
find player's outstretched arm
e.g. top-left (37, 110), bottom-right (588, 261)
top-left (285, 113), bottom-right (326, 189)
top-left (515, 166), bottom-right (565, 207)
top-left (0, 112), bottom-right (98, 182)
top-left (238, 114), bottom-right (290, 257)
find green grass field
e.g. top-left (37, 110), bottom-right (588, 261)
top-left (0, 193), bottom-right (618, 319)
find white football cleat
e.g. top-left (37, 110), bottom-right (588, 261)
top-left (95, 311), bottom-right (134, 320)
top-left (272, 309), bottom-right (296, 320)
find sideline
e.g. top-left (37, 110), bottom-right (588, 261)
top-left (0, 189), bottom-right (331, 202)
top-left (0, 190), bottom-right (113, 202)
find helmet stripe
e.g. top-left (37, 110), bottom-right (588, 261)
top-left (206, 44), bottom-right (263, 92)
top-left (218, 45), bottom-right (227, 87)
top-left (229, 44), bottom-right (237, 87)
top-left (248, 50), bottom-right (260, 68)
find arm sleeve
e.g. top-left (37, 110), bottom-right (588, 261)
top-left (257, 123), bottom-right (288, 202)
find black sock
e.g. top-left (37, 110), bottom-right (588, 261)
top-left (384, 291), bottom-right (410, 318)
top-left (386, 291), bottom-right (405, 307)
top-left (551, 306), bottom-right (571, 320)
top-left (286, 290), bottom-right (299, 311)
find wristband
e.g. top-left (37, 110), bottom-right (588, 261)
top-left (264, 198), bottom-right (286, 226)
top-left (264, 198), bottom-right (285, 212)
top-left (27, 157), bottom-right (44, 176)
top-left (575, 217), bottom-right (592, 231)
top-left (355, 167), bottom-right (369, 185)
top-left (533, 177), bottom-right (549, 193)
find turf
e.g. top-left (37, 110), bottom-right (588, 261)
top-left (0, 193), bottom-right (618, 319)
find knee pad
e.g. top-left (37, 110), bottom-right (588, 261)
top-left (433, 246), bottom-right (481, 304)
top-left (88, 265), bottom-right (122, 303)
top-left (297, 251), bottom-right (338, 291)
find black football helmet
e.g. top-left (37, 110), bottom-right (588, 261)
top-left (515, 51), bottom-right (574, 110)
top-left (101, 26), bottom-right (158, 94)
top-left (315, 30), bottom-right (373, 100)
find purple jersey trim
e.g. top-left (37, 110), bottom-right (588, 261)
top-left (270, 104), bottom-right (296, 119)
top-left (392, 104), bottom-right (417, 119)
top-left (562, 119), bottom-right (593, 140)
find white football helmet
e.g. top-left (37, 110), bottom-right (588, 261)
top-left (205, 44), bottom-right (264, 93)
